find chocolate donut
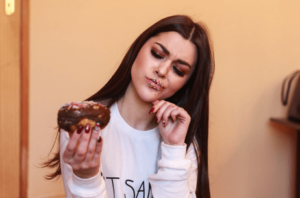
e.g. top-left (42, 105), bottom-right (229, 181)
top-left (57, 101), bottom-right (110, 133)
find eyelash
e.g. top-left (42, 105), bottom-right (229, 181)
top-left (151, 50), bottom-right (185, 77)
top-left (151, 50), bottom-right (163, 59)
top-left (173, 66), bottom-right (184, 76)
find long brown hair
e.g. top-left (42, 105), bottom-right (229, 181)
top-left (43, 15), bottom-right (214, 198)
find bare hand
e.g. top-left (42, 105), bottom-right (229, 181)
top-left (151, 100), bottom-right (190, 146)
top-left (62, 123), bottom-right (103, 178)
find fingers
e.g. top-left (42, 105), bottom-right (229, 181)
top-left (170, 108), bottom-right (182, 123)
top-left (63, 125), bottom-right (84, 162)
top-left (62, 123), bottom-right (104, 178)
top-left (83, 123), bottom-right (102, 167)
top-left (151, 100), bottom-right (167, 122)
top-left (63, 123), bottom-right (103, 166)
top-left (93, 136), bottom-right (103, 166)
top-left (157, 103), bottom-right (174, 124)
top-left (151, 100), bottom-right (190, 146)
top-left (151, 100), bottom-right (180, 125)
top-left (72, 124), bottom-right (93, 164)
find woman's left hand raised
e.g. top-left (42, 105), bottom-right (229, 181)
top-left (151, 100), bottom-right (191, 146)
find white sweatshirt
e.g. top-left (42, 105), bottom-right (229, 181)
top-left (60, 102), bottom-right (198, 198)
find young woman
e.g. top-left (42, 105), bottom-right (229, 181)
top-left (44, 15), bottom-right (214, 198)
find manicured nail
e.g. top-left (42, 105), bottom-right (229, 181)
top-left (149, 107), bottom-right (155, 114)
top-left (162, 120), bottom-right (166, 127)
top-left (97, 136), bottom-right (102, 143)
top-left (77, 125), bottom-right (83, 134)
top-left (94, 123), bottom-right (100, 132)
top-left (85, 124), bottom-right (90, 133)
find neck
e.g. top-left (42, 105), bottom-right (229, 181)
top-left (117, 82), bottom-right (157, 131)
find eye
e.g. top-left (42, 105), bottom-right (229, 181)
top-left (151, 50), bottom-right (163, 59)
top-left (173, 66), bottom-right (185, 77)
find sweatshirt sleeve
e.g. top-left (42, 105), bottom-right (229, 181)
top-left (148, 142), bottom-right (197, 198)
top-left (60, 130), bottom-right (109, 198)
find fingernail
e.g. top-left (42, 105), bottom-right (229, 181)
top-left (97, 136), bottom-right (102, 143)
top-left (85, 124), bottom-right (90, 133)
top-left (77, 125), bottom-right (83, 134)
top-left (163, 120), bottom-right (166, 127)
top-left (94, 123), bottom-right (100, 132)
top-left (149, 107), bottom-right (154, 114)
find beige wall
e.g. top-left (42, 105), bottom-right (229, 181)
top-left (29, 0), bottom-right (300, 197)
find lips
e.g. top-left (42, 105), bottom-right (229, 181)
top-left (146, 77), bottom-right (165, 91)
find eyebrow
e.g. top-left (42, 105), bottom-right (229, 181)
top-left (154, 42), bottom-right (192, 69)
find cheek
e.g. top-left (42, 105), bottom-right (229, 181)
top-left (132, 47), bottom-right (149, 70)
top-left (131, 54), bottom-right (148, 87)
top-left (168, 68), bottom-right (195, 94)
top-left (166, 78), bottom-right (187, 96)
top-left (133, 57), bottom-right (141, 69)
top-left (131, 57), bottom-right (143, 79)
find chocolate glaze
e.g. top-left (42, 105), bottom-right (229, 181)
top-left (57, 101), bottom-right (110, 132)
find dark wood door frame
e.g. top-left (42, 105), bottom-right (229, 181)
top-left (20, 0), bottom-right (29, 197)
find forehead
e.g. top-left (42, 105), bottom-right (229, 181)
top-left (147, 31), bottom-right (197, 67)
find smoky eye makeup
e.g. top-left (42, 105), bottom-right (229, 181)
top-left (151, 43), bottom-right (192, 76)
top-left (151, 49), bottom-right (164, 59)
top-left (174, 63), bottom-right (192, 76)
top-left (173, 66), bottom-right (185, 76)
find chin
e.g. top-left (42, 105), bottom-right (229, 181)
top-left (137, 89), bottom-right (160, 103)
top-left (139, 93), bottom-right (158, 103)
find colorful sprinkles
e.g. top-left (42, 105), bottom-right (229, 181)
top-left (151, 79), bottom-right (165, 88)
top-left (149, 84), bottom-right (160, 91)
top-left (61, 101), bottom-right (103, 111)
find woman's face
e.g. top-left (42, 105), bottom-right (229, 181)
top-left (131, 31), bottom-right (197, 102)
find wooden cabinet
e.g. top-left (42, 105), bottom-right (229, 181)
top-left (270, 118), bottom-right (300, 198)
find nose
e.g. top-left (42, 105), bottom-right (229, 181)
top-left (155, 61), bottom-right (171, 78)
